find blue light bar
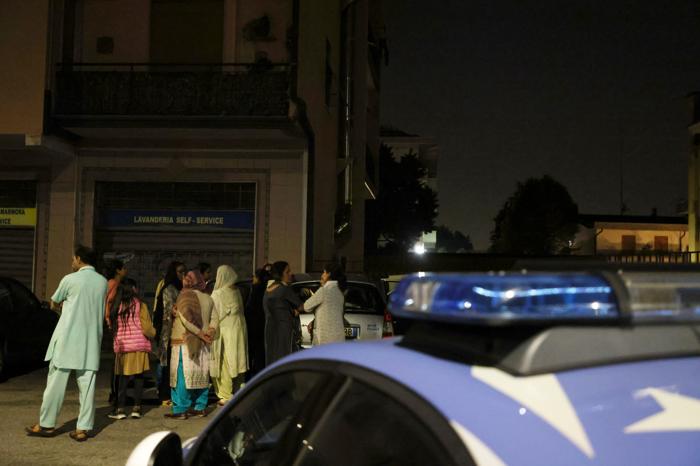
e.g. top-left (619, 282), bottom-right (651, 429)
top-left (389, 272), bottom-right (620, 323)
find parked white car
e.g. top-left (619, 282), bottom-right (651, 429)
top-left (290, 274), bottom-right (393, 346)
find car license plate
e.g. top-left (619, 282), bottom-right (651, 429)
top-left (345, 326), bottom-right (360, 339)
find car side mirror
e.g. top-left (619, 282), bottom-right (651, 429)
top-left (126, 431), bottom-right (183, 466)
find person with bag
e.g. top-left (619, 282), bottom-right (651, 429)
top-left (108, 279), bottom-right (155, 420)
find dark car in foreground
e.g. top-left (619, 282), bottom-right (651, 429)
top-left (0, 277), bottom-right (59, 379)
top-left (128, 271), bottom-right (700, 465)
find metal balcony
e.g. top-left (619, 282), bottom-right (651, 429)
top-left (53, 63), bottom-right (291, 118)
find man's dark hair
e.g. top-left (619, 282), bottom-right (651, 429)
top-left (198, 262), bottom-right (212, 275)
top-left (104, 259), bottom-right (124, 279)
top-left (270, 261), bottom-right (289, 282)
top-left (74, 245), bottom-right (97, 266)
top-left (324, 262), bottom-right (347, 291)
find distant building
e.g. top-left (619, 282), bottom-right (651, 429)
top-left (689, 92), bottom-right (700, 251)
top-left (380, 125), bottom-right (438, 192)
top-left (0, 0), bottom-right (385, 296)
top-left (379, 125), bottom-right (439, 252)
top-left (574, 214), bottom-right (688, 255)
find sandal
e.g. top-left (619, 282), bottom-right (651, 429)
top-left (25, 424), bottom-right (56, 437)
top-left (69, 430), bottom-right (89, 442)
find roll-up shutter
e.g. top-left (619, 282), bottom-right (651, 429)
top-left (94, 181), bottom-right (256, 300)
top-left (0, 227), bottom-right (35, 288)
top-left (0, 181), bottom-right (37, 289)
top-left (96, 230), bottom-right (254, 300)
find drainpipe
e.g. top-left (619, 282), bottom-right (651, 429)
top-left (290, 0), bottom-right (315, 272)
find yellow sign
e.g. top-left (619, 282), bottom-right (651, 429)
top-left (0, 207), bottom-right (37, 227)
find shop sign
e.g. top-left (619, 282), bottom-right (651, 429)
top-left (99, 210), bottom-right (255, 230)
top-left (0, 207), bottom-right (37, 227)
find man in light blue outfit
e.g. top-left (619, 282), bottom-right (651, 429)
top-left (25, 245), bottom-right (107, 442)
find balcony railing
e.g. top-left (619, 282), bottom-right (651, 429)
top-left (53, 63), bottom-right (292, 117)
top-left (605, 251), bottom-right (700, 264)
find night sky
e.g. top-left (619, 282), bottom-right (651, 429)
top-left (381, 0), bottom-right (700, 250)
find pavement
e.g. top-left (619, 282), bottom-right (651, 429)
top-left (0, 355), bottom-right (217, 466)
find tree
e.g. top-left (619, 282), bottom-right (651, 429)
top-left (367, 144), bottom-right (438, 252)
top-left (490, 175), bottom-right (579, 255)
top-left (436, 225), bottom-right (474, 253)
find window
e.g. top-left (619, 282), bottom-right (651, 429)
top-left (191, 371), bottom-right (327, 466)
top-left (0, 284), bottom-right (13, 313)
top-left (621, 235), bottom-right (636, 252)
top-left (654, 236), bottom-right (669, 252)
top-left (4, 280), bottom-right (36, 312)
top-left (295, 379), bottom-right (457, 466)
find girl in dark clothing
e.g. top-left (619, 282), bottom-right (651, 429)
top-left (262, 261), bottom-right (303, 366)
top-left (245, 267), bottom-right (271, 378)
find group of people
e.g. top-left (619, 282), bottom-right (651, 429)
top-left (105, 260), bottom-right (249, 420)
top-left (26, 245), bottom-right (348, 441)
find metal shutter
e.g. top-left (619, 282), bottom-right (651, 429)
top-left (0, 227), bottom-right (35, 288)
top-left (95, 230), bottom-right (254, 300)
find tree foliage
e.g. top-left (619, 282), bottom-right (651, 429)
top-left (490, 175), bottom-right (579, 255)
top-left (437, 225), bottom-right (474, 252)
top-left (367, 144), bottom-right (438, 251)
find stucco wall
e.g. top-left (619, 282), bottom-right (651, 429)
top-left (81, 0), bottom-right (150, 63)
top-left (236, 0), bottom-right (293, 63)
top-left (0, 0), bottom-right (48, 137)
top-left (596, 227), bottom-right (688, 253)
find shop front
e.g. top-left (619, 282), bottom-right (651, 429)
top-left (93, 181), bottom-right (256, 299)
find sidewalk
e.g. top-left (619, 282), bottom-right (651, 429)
top-left (0, 353), bottom-right (216, 466)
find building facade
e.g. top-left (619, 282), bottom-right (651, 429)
top-left (0, 0), bottom-right (384, 299)
top-left (689, 92), bottom-right (700, 252)
top-left (574, 214), bottom-right (688, 256)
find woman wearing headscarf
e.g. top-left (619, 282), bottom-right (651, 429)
top-left (263, 261), bottom-right (303, 366)
top-left (165, 270), bottom-right (219, 419)
top-left (210, 265), bottom-right (248, 405)
top-left (300, 262), bottom-right (347, 345)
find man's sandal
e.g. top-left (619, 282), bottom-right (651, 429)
top-left (69, 430), bottom-right (89, 442)
top-left (25, 424), bottom-right (56, 437)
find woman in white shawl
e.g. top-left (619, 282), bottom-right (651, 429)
top-left (210, 265), bottom-right (248, 404)
top-left (301, 262), bottom-right (346, 345)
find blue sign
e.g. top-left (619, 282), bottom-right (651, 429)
top-left (99, 210), bottom-right (255, 230)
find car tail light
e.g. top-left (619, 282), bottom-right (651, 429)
top-left (382, 308), bottom-right (394, 338)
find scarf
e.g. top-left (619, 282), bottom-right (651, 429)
top-left (179, 270), bottom-right (206, 358)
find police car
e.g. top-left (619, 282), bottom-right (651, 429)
top-left (127, 271), bottom-right (700, 465)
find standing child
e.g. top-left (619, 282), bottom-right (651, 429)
top-left (109, 279), bottom-right (156, 419)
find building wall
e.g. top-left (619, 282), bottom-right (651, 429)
top-left (0, 0), bottom-right (49, 137)
top-left (236, 0), bottom-right (293, 63)
top-left (297, 0), bottom-right (341, 270)
top-left (81, 0), bottom-right (150, 63)
top-left (38, 150), bottom-right (306, 299)
top-left (689, 116), bottom-right (700, 251)
top-left (79, 0), bottom-right (293, 64)
top-left (575, 223), bottom-right (688, 255)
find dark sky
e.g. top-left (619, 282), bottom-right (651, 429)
top-left (380, 0), bottom-right (700, 250)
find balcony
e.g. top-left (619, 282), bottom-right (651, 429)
top-left (53, 63), bottom-right (291, 119)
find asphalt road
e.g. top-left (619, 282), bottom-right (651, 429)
top-left (0, 356), bottom-right (215, 466)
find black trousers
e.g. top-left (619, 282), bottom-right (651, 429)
top-left (117, 374), bottom-right (144, 409)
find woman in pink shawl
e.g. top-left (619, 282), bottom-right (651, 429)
top-left (165, 270), bottom-right (219, 419)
